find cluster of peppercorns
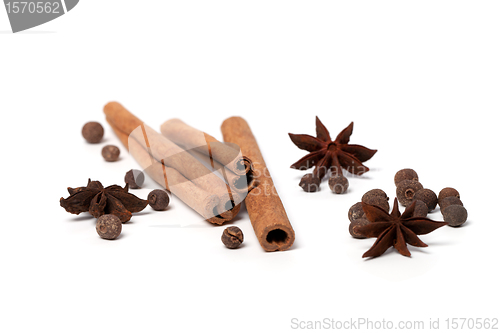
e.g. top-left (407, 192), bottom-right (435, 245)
top-left (348, 189), bottom-right (390, 238)
top-left (82, 121), bottom-right (121, 162)
top-left (394, 168), bottom-right (467, 227)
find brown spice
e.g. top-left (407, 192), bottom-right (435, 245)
top-left (148, 189), bottom-right (170, 211)
top-left (348, 202), bottom-right (365, 223)
top-left (96, 214), bottom-right (122, 240)
top-left (102, 145), bottom-right (120, 162)
top-left (413, 188), bottom-right (438, 212)
top-left (60, 179), bottom-right (148, 222)
top-left (412, 200), bottom-right (429, 218)
top-left (362, 195), bottom-right (390, 213)
top-left (125, 169), bottom-right (145, 189)
top-left (442, 205), bottom-right (468, 227)
top-left (349, 218), bottom-right (370, 239)
top-left (438, 187), bottom-right (460, 205)
top-left (439, 196), bottom-right (463, 210)
top-left (362, 189), bottom-right (388, 203)
top-left (396, 179), bottom-right (423, 207)
top-left (82, 121), bottom-right (104, 143)
top-left (394, 168), bottom-right (419, 185)
top-left (328, 175), bottom-right (349, 194)
top-left (221, 226), bottom-right (244, 249)
top-left (299, 173), bottom-right (321, 192)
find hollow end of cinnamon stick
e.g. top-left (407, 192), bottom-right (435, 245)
top-left (261, 224), bottom-right (295, 252)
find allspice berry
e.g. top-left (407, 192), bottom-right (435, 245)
top-left (442, 205), bottom-right (468, 227)
top-left (348, 202), bottom-right (365, 223)
top-left (299, 173), bottom-right (320, 192)
top-left (221, 226), bottom-right (244, 249)
top-left (362, 189), bottom-right (389, 203)
top-left (412, 200), bottom-right (428, 218)
top-left (82, 121), bottom-right (104, 143)
top-left (396, 179), bottom-right (423, 207)
top-left (148, 189), bottom-right (170, 211)
top-left (362, 195), bottom-right (390, 213)
top-left (102, 145), bottom-right (120, 162)
top-left (413, 188), bottom-right (438, 212)
top-left (438, 187), bottom-right (460, 206)
top-left (125, 169), bottom-right (145, 189)
top-left (439, 196), bottom-right (463, 211)
top-left (96, 214), bottom-right (122, 240)
top-left (394, 168), bottom-right (419, 186)
top-left (328, 175), bottom-right (349, 194)
top-left (349, 218), bottom-right (370, 239)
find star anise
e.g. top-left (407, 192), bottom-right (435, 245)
top-left (60, 179), bottom-right (148, 222)
top-left (357, 198), bottom-right (448, 258)
top-left (289, 117), bottom-right (377, 181)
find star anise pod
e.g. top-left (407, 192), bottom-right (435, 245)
top-left (357, 198), bottom-right (448, 258)
top-left (289, 117), bottom-right (377, 181)
top-left (60, 179), bottom-right (148, 222)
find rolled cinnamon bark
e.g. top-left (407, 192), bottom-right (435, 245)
top-left (161, 119), bottom-right (254, 176)
top-left (104, 102), bottom-right (240, 219)
top-left (109, 121), bottom-right (238, 225)
top-left (221, 117), bottom-right (295, 251)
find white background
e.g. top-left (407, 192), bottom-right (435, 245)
top-left (1, 1), bottom-right (499, 332)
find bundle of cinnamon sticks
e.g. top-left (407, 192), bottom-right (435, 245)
top-left (104, 102), bottom-right (295, 251)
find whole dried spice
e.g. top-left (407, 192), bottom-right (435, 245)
top-left (412, 200), bottom-right (429, 218)
top-left (394, 168), bottom-right (419, 186)
top-left (356, 198), bottom-right (447, 258)
top-left (60, 179), bottom-right (148, 222)
top-left (289, 117), bottom-right (377, 190)
top-left (96, 214), bottom-right (122, 240)
top-left (148, 189), bottom-right (170, 211)
top-left (349, 218), bottom-right (370, 239)
top-left (442, 205), bottom-right (468, 227)
top-left (328, 175), bottom-right (349, 194)
top-left (362, 195), bottom-right (390, 213)
top-left (439, 196), bottom-right (463, 210)
top-left (362, 189), bottom-right (388, 203)
top-left (125, 169), bottom-right (145, 189)
top-left (413, 188), bottom-right (438, 213)
top-left (396, 179), bottom-right (423, 207)
top-left (102, 145), bottom-right (120, 162)
top-left (299, 173), bottom-right (321, 192)
top-left (348, 202), bottom-right (365, 223)
top-left (82, 121), bottom-right (104, 143)
top-left (221, 226), bottom-right (244, 249)
top-left (438, 187), bottom-right (460, 205)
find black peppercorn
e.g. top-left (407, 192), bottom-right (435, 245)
top-left (439, 196), bottom-right (463, 210)
top-left (221, 226), bottom-right (244, 249)
top-left (96, 214), bottom-right (122, 240)
top-left (442, 205), bottom-right (468, 227)
top-left (82, 121), bottom-right (104, 143)
top-left (148, 189), bottom-right (170, 211)
top-left (348, 202), bottom-right (365, 223)
top-left (349, 218), bottom-right (370, 239)
top-left (362, 189), bottom-right (388, 203)
top-left (396, 179), bottom-right (423, 207)
top-left (299, 173), bottom-right (320, 192)
top-left (125, 169), bottom-right (145, 189)
top-left (328, 175), bottom-right (349, 194)
top-left (394, 168), bottom-right (419, 186)
top-left (102, 145), bottom-right (120, 162)
top-left (413, 188), bottom-right (438, 212)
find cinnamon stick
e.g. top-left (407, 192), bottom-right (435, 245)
top-left (103, 102), bottom-right (240, 219)
top-left (221, 117), bottom-right (295, 251)
top-left (161, 119), bottom-right (254, 177)
top-left (109, 121), bottom-right (239, 225)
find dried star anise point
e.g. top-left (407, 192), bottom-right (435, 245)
top-left (60, 179), bottom-right (148, 222)
top-left (357, 198), bottom-right (447, 258)
top-left (289, 117), bottom-right (377, 182)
